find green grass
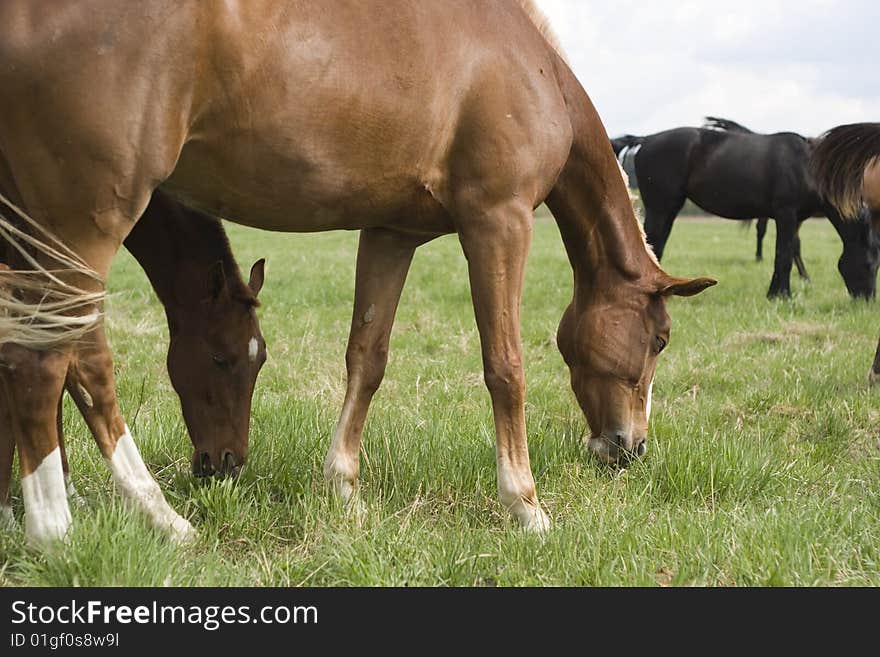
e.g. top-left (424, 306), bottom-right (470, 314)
top-left (2, 213), bottom-right (879, 586)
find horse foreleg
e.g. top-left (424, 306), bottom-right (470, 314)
top-left (0, 344), bottom-right (73, 548)
top-left (323, 228), bottom-right (422, 504)
top-left (457, 202), bottom-right (549, 532)
top-left (768, 214), bottom-right (796, 298)
top-left (642, 201), bottom-right (684, 261)
top-left (67, 326), bottom-right (194, 543)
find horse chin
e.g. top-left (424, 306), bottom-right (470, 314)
top-left (585, 435), bottom-right (618, 465)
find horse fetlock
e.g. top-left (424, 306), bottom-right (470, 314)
top-left (323, 450), bottom-right (359, 502)
top-left (497, 472), bottom-right (549, 531)
top-left (507, 497), bottom-right (551, 533)
top-left (21, 447), bottom-right (72, 549)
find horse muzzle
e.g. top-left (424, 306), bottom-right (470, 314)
top-left (587, 432), bottom-right (648, 465)
top-left (191, 449), bottom-right (245, 478)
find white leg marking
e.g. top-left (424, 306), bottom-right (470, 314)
top-left (497, 463), bottom-right (550, 533)
top-left (1, 504), bottom-right (15, 531)
top-left (22, 447), bottom-right (72, 548)
top-left (106, 426), bottom-right (195, 543)
top-left (323, 405), bottom-right (359, 502)
top-left (248, 336), bottom-right (258, 362)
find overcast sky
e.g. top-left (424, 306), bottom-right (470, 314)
top-left (537, 0), bottom-right (880, 139)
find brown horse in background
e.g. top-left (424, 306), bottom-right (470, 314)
top-left (0, 0), bottom-right (715, 547)
top-left (811, 122), bottom-right (880, 383)
top-left (0, 190), bottom-right (266, 532)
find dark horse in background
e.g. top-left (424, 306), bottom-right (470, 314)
top-left (811, 122), bottom-right (880, 383)
top-left (612, 118), bottom-right (880, 298)
top-left (702, 117), bottom-right (809, 278)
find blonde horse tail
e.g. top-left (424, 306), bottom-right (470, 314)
top-left (0, 190), bottom-right (105, 350)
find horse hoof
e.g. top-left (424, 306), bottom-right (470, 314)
top-left (167, 516), bottom-right (198, 545)
top-left (512, 502), bottom-right (551, 533)
top-left (24, 513), bottom-right (72, 551)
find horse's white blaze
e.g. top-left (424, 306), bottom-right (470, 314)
top-left (21, 447), bottom-right (72, 547)
top-left (248, 336), bottom-right (258, 362)
top-left (646, 378), bottom-right (654, 421)
top-left (106, 426), bottom-right (195, 543)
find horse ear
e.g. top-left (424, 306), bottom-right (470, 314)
top-left (208, 260), bottom-right (228, 301)
top-left (658, 275), bottom-right (717, 297)
top-left (248, 258), bottom-right (266, 298)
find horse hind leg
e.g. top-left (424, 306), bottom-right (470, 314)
top-left (768, 212), bottom-right (797, 298)
top-left (793, 233), bottom-right (810, 281)
top-left (66, 326), bottom-right (194, 543)
top-left (323, 228), bottom-right (422, 507)
top-left (756, 218), bottom-right (768, 261)
top-left (456, 200), bottom-right (549, 532)
top-left (0, 344), bottom-right (73, 548)
top-left (0, 381), bottom-right (85, 535)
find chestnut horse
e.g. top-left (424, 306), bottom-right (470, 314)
top-left (811, 122), bottom-right (880, 383)
top-left (0, 0), bottom-right (715, 547)
top-left (0, 190), bottom-right (267, 535)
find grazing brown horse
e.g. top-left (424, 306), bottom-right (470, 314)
top-left (811, 122), bottom-right (880, 383)
top-left (0, 0), bottom-right (715, 547)
top-left (0, 190), bottom-right (267, 537)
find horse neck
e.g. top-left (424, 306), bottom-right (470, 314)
top-left (545, 64), bottom-right (658, 299)
top-left (123, 195), bottom-right (243, 313)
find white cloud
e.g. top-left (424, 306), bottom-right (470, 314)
top-left (535, 0), bottom-right (880, 138)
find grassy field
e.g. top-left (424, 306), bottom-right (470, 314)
top-left (2, 212), bottom-right (879, 586)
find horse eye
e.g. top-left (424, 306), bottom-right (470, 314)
top-left (655, 336), bottom-right (667, 353)
top-left (212, 354), bottom-right (230, 369)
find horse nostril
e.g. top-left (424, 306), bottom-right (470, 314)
top-left (195, 451), bottom-right (214, 477)
top-left (636, 439), bottom-right (647, 458)
top-left (221, 450), bottom-right (236, 474)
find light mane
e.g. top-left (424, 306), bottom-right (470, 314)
top-left (616, 161), bottom-right (659, 267)
top-left (518, 0), bottom-right (570, 64)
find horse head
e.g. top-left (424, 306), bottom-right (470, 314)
top-left (557, 266), bottom-right (716, 466)
top-left (166, 258), bottom-right (268, 477)
top-left (835, 206), bottom-right (880, 300)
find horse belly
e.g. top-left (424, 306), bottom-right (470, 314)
top-left (687, 170), bottom-right (769, 219)
top-left (162, 137), bottom-right (440, 233)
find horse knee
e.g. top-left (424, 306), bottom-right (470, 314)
top-left (483, 358), bottom-right (526, 406)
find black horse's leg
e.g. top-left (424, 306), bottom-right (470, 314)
top-left (756, 218), bottom-right (768, 261)
top-left (793, 231), bottom-right (810, 281)
top-left (642, 199), bottom-right (685, 261)
top-left (870, 335), bottom-right (880, 385)
top-left (768, 212), bottom-right (796, 298)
